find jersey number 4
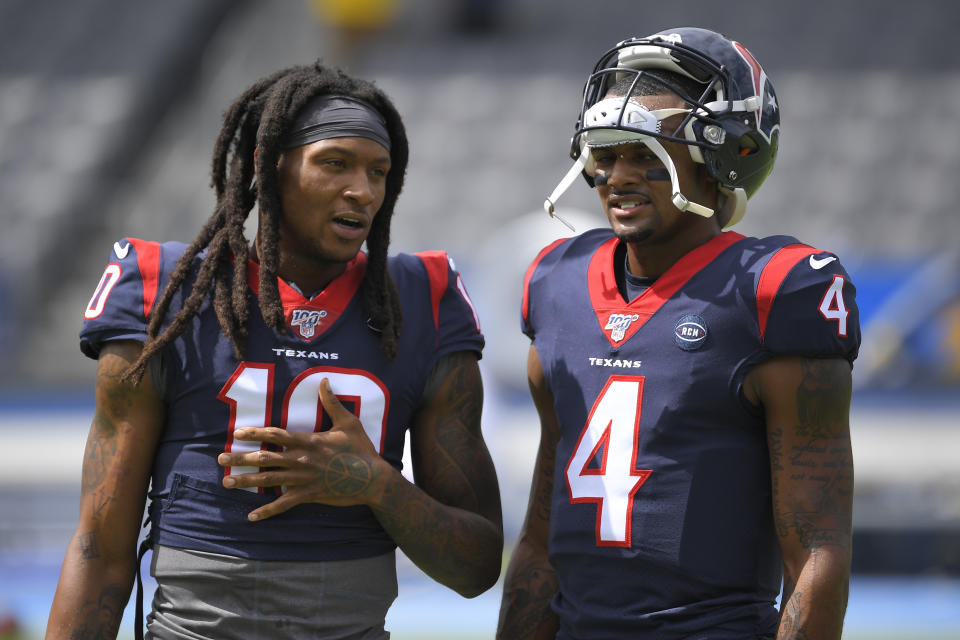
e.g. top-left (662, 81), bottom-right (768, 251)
top-left (218, 364), bottom-right (389, 492)
top-left (565, 375), bottom-right (652, 547)
top-left (818, 275), bottom-right (849, 337)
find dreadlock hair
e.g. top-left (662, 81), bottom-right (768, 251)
top-left (122, 62), bottom-right (409, 384)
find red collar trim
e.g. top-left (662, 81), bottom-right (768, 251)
top-left (246, 253), bottom-right (367, 341)
top-left (588, 232), bottom-right (744, 347)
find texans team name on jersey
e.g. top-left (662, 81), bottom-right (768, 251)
top-left (271, 347), bottom-right (339, 360)
top-left (522, 228), bottom-right (860, 639)
top-left (81, 238), bottom-right (484, 562)
top-left (588, 357), bottom-right (643, 369)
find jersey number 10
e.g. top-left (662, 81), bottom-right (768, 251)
top-left (218, 364), bottom-right (389, 492)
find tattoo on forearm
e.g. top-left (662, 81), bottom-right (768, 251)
top-left (376, 477), bottom-right (498, 592)
top-left (773, 445), bottom-right (852, 548)
top-left (779, 574), bottom-right (797, 615)
top-left (769, 426), bottom-right (785, 472)
top-left (533, 452), bottom-right (556, 524)
top-left (72, 584), bottom-right (127, 640)
top-left (500, 562), bottom-right (558, 638)
top-left (373, 352), bottom-right (500, 592)
top-left (78, 532), bottom-right (100, 560)
top-left (91, 490), bottom-right (115, 521)
top-left (778, 589), bottom-right (809, 640)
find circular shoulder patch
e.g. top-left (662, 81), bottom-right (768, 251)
top-left (674, 314), bottom-right (708, 351)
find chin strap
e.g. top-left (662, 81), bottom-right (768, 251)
top-left (543, 139), bottom-right (714, 226)
top-left (542, 148), bottom-right (586, 231)
top-left (634, 135), bottom-right (714, 219)
top-left (672, 192), bottom-right (714, 218)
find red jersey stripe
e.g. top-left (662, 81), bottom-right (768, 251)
top-left (415, 251), bottom-right (450, 331)
top-left (522, 238), bottom-right (570, 325)
top-left (129, 238), bottom-right (162, 320)
top-left (756, 244), bottom-right (819, 340)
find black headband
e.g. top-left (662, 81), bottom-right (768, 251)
top-left (281, 95), bottom-right (391, 152)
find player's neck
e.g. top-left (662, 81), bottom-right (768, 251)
top-left (624, 223), bottom-right (720, 279)
top-left (280, 251), bottom-right (352, 297)
top-left (251, 242), bottom-right (348, 298)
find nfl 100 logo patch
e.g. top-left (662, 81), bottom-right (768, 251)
top-left (291, 308), bottom-right (328, 339)
top-left (604, 313), bottom-right (640, 342)
top-left (674, 314), bottom-right (708, 351)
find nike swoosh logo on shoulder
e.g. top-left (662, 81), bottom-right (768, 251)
top-left (114, 241), bottom-right (130, 259)
top-left (809, 255), bottom-right (837, 270)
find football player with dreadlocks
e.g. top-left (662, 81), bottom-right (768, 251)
top-left (498, 28), bottom-right (859, 639)
top-left (47, 63), bottom-right (502, 639)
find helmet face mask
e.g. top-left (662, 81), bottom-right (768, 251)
top-left (546, 27), bottom-right (780, 229)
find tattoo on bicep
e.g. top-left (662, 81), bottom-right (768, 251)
top-left (419, 353), bottom-right (497, 512)
top-left (429, 353), bottom-right (483, 434)
top-left (81, 412), bottom-right (119, 495)
top-left (795, 359), bottom-right (849, 439)
top-left (83, 355), bottom-right (147, 496)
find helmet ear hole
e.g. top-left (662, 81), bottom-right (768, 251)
top-left (737, 135), bottom-right (759, 156)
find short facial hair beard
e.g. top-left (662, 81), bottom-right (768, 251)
top-left (615, 228), bottom-right (655, 244)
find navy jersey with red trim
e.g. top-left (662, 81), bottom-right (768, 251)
top-left (80, 238), bottom-right (484, 562)
top-left (521, 228), bottom-right (859, 639)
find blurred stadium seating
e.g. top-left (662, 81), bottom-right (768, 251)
top-left (3, 0), bottom-right (958, 386)
top-left (1, 0), bottom-right (958, 636)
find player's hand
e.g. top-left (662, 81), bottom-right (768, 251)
top-left (217, 377), bottom-right (390, 520)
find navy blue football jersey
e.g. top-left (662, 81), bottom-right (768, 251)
top-left (521, 229), bottom-right (860, 639)
top-left (81, 238), bottom-right (484, 562)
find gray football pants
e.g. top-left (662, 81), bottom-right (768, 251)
top-left (146, 544), bottom-right (397, 640)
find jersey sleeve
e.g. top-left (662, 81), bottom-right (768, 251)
top-left (79, 237), bottom-right (166, 359)
top-left (521, 238), bottom-right (571, 340)
top-left (758, 248), bottom-right (861, 363)
top-left (414, 251), bottom-right (485, 359)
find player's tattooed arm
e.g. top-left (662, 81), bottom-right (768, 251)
top-left (497, 345), bottom-right (560, 640)
top-left (748, 355), bottom-right (853, 640)
top-left (46, 341), bottom-right (165, 640)
top-left (379, 350), bottom-right (504, 597)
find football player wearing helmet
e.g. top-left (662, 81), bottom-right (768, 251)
top-left (499, 28), bottom-right (857, 639)
top-left (47, 63), bottom-right (503, 640)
